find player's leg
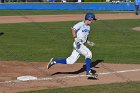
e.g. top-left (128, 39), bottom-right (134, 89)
top-left (47, 50), bottom-right (80, 69)
top-left (73, 42), bottom-right (92, 73)
top-left (53, 49), bottom-right (80, 64)
top-left (138, 5), bottom-right (139, 15)
top-left (66, 50), bottom-right (80, 64)
top-left (77, 44), bottom-right (92, 73)
top-left (135, 5), bottom-right (139, 15)
top-left (76, 44), bottom-right (97, 78)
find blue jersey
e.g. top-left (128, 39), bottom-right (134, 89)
top-left (134, 0), bottom-right (140, 5)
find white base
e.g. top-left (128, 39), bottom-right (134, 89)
top-left (17, 75), bottom-right (37, 81)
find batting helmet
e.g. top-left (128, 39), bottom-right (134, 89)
top-left (85, 13), bottom-right (96, 21)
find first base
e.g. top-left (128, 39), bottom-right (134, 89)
top-left (17, 75), bottom-right (37, 81)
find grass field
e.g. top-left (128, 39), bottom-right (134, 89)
top-left (20, 81), bottom-right (140, 93)
top-left (0, 19), bottom-right (140, 63)
top-left (0, 11), bottom-right (140, 93)
top-left (0, 10), bottom-right (133, 16)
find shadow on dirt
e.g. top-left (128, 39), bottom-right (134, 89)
top-left (51, 59), bottom-right (104, 76)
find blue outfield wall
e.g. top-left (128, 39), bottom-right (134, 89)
top-left (0, 3), bottom-right (138, 11)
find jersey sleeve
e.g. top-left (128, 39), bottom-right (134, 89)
top-left (72, 22), bottom-right (82, 31)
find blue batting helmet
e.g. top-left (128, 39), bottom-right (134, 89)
top-left (85, 13), bottom-right (96, 21)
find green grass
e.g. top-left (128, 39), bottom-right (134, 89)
top-left (0, 19), bottom-right (140, 63)
top-left (0, 10), bottom-right (86, 16)
top-left (0, 10), bottom-right (133, 16)
top-left (0, 11), bottom-right (140, 93)
top-left (93, 19), bottom-right (140, 64)
top-left (20, 81), bottom-right (140, 93)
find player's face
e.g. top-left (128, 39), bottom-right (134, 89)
top-left (85, 19), bottom-right (95, 25)
top-left (86, 20), bottom-right (94, 25)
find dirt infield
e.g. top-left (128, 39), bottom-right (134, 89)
top-left (0, 13), bottom-right (140, 24)
top-left (0, 13), bottom-right (140, 93)
top-left (0, 61), bottom-right (140, 93)
top-left (132, 27), bottom-right (140, 31)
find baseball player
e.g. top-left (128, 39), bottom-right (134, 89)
top-left (134, 0), bottom-right (140, 15)
top-left (47, 13), bottom-right (97, 78)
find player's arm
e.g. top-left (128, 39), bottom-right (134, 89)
top-left (71, 22), bottom-right (82, 43)
top-left (86, 36), bottom-right (95, 47)
top-left (86, 32), bottom-right (95, 47)
top-left (71, 29), bottom-right (82, 45)
top-left (72, 29), bottom-right (80, 42)
top-left (71, 22), bottom-right (81, 39)
top-left (72, 29), bottom-right (77, 39)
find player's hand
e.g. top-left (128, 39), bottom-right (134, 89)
top-left (74, 38), bottom-right (82, 49)
top-left (74, 38), bottom-right (82, 43)
top-left (87, 40), bottom-right (95, 47)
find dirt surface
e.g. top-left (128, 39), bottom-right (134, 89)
top-left (0, 13), bottom-right (140, 24)
top-left (0, 13), bottom-right (140, 93)
top-left (132, 27), bottom-right (140, 31)
top-left (0, 61), bottom-right (140, 93)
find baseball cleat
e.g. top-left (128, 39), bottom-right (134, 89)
top-left (47, 58), bottom-right (55, 69)
top-left (86, 70), bottom-right (98, 79)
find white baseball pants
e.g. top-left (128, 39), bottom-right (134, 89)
top-left (66, 42), bottom-right (92, 64)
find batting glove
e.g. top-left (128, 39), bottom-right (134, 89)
top-left (74, 38), bottom-right (83, 43)
top-left (74, 38), bottom-right (83, 49)
top-left (87, 40), bottom-right (95, 47)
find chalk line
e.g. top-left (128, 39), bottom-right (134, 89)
top-left (0, 68), bottom-right (140, 84)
